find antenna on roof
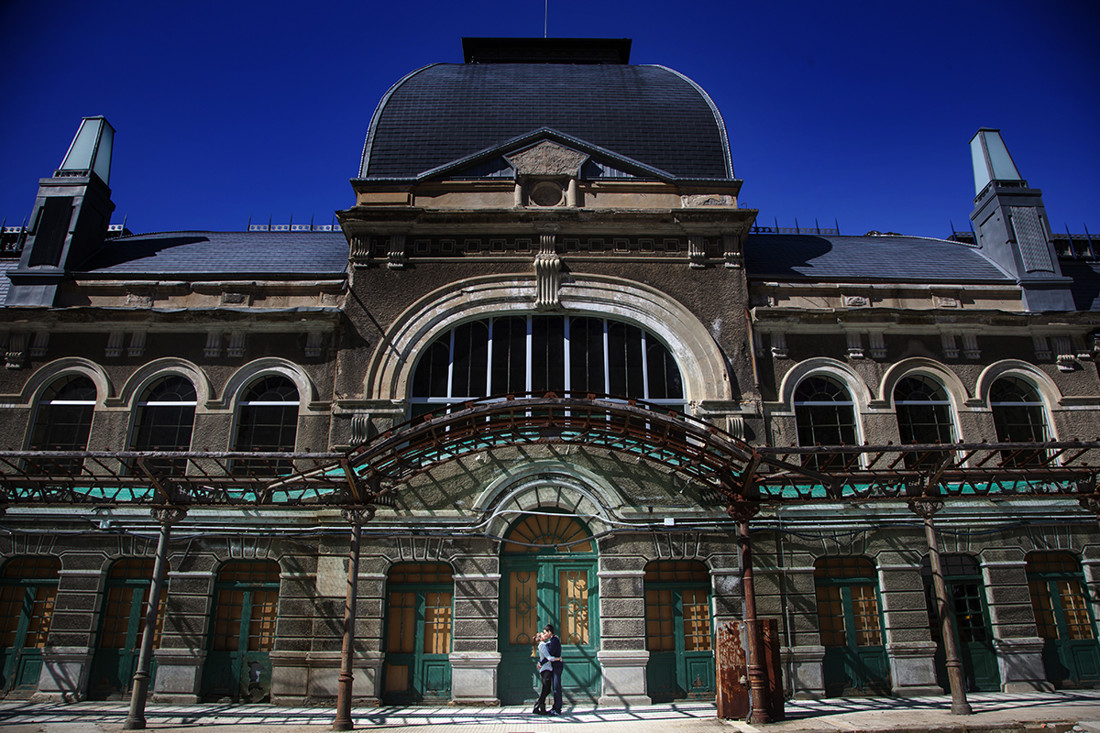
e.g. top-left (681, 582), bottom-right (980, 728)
top-left (544, 0), bottom-right (548, 37)
top-left (247, 215), bottom-right (252, 231)
top-left (835, 218), bottom-right (840, 235)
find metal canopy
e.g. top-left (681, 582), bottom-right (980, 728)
top-left (0, 395), bottom-right (1097, 511)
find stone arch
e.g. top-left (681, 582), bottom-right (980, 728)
top-left (363, 273), bottom-right (733, 405)
top-left (19, 357), bottom-right (112, 407)
top-left (776, 357), bottom-right (874, 414)
top-left (975, 360), bottom-right (1063, 408)
top-left (112, 358), bottom-right (213, 409)
top-left (473, 460), bottom-right (621, 542)
top-left (879, 357), bottom-right (970, 407)
top-left (216, 358), bottom-right (322, 412)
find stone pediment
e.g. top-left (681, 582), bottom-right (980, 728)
top-left (505, 141), bottom-right (589, 178)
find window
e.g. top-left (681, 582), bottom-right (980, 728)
top-left (130, 375), bottom-right (197, 475)
top-left (27, 374), bottom-right (96, 473)
top-left (894, 375), bottom-right (955, 469)
top-left (794, 376), bottom-right (857, 469)
top-left (232, 375), bottom-right (299, 475)
top-left (410, 315), bottom-right (684, 417)
top-left (990, 376), bottom-right (1048, 466)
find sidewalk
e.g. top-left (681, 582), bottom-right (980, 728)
top-left (0, 691), bottom-right (1098, 732)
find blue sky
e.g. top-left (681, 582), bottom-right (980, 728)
top-left (1, 0), bottom-right (1097, 239)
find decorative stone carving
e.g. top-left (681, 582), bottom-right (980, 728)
top-left (681, 193), bottom-right (735, 207)
top-left (127, 331), bottom-right (146, 358)
top-left (5, 332), bottom-right (27, 369)
top-left (961, 333), bottom-right (980, 360)
top-left (227, 332), bottom-right (246, 359)
top-left (203, 331), bottom-right (222, 358)
top-left (722, 233), bottom-right (742, 268)
top-left (941, 333), bottom-right (959, 359)
top-left (387, 233), bottom-right (407, 269)
top-left (304, 332), bottom-right (324, 359)
top-left (868, 332), bottom-right (886, 360)
top-left (506, 140), bottom-right (588, 177)
top-left (843, 294), bottom-right (869, 308)
top-left (770, 332), bottom-right (788, 359)
top-left (688, 235), bottom-right (706, 268)
top-left (350, 235), bottom-right (370, 266)
top-left (846, 332), bottom-right (864, 359)
top-left (105, 331), bottom-right (124, 359)
top-left (350, 411), bottom-right (371, 445)
top-left (1032, 335), bottom-right (1052, 360)
top-left (29, 331), bottom-right (49, 358)
top-left (534, 234), bottom-right (562, 309)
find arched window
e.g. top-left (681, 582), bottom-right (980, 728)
top-left (27, 374), bottom-right (96, 473)
top-left (410, 315), bottom-right (684, 417)
top-left (130, 375), bottom-right (197, 475)
top-left (794, 376), bottom-right (857, 469)
top-left (990, 376), bottom-right (1049, 466)
top-left (232, 375), bottom-right (299, 476)
top-left (894, 375), bottom-right (955, 469)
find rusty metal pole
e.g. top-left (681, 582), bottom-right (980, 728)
top-left (124, 506), bottom-right (186, 730)
top-left (910, 499), bottom-right (972, 715)
top-left (333, 507), bottom-right (373, 731)
top-left (730, 501), bottom-right (770, 725)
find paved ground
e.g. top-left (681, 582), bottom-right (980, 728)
top-left (0, 691), bottom-right (1099, 732)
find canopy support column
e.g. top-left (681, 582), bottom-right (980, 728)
top-left (124, 505), bottom-right (186, 730)
top-left (729, 500), bottom-right (769, 725)
top-left (333, 506), bottom-right (375, 731)
top-left (909, 498), bottom-right (972, 715)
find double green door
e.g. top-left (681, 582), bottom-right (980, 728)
top-left (0, 559), bottom-right (59, 694)
top-left (645, 585), bottom-right (714, 700)
top-left (89, 575), bottom-right (157, 699)
top-left (201, 562), bottom-right (280, 702)
top-left (499, 557), bottom-right (600, 704)
top-left (383, 578), bottom-right (453, 704)
top-left (1028, 559), bottom-right (1100, 687)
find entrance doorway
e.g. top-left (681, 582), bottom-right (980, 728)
top-left (498, 512), bottom-right (600, 704)
top-left (922, 554), bottom-right (1000, 692)
top-left (0, 557), bottom-right (59, 694)
top-left (201, 560), bottom-right (280, 702)
top-left (1027, 551), bottom-right (1100, 687)
top-left (814, 556), bottom-right (890, 696)
top-left (382, 563), bottom-right (453, 703)
top-left (88, 558), bottom-right (165, 699)
top-left (644, 560), bottom-right (714, 701)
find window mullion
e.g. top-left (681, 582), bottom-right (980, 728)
top-left (640, 330), bottom-right (651, 400)
top-left (602, 319), bottom-right (610, 396)
top-left (563, 316), bottom-right (571, 393)
top-left (485, 318), bottom-right (494, 397)
top-left (446, 329), bottom-right (455, 401)
top-left (525, 317), bottom-right (532, 394)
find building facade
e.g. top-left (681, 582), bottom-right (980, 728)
top-left (0, 38), bottom-right (1098, 708)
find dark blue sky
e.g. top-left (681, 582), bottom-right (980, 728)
top-left (1, 1), bottom-right (1097, 239)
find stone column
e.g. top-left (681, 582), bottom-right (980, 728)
top-left (269, 548), bottom-right (318, 706)
top-left (36, 556), bottom-right (107, 702)
top-left (596, 543), bottom-right (649, 707)
top-left (980, 549), bottom-right (1051, 692)
top-left (877, 549), bottom-right (941, 697)
top-left (769, 553), bottom-right (825, 700)
top-left (151, 562), bottom-right (213, 704)
top-left (450, 547), bottom-right (501, 706)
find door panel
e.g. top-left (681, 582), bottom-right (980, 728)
top-left (382, 573), bottom-right (453, 704)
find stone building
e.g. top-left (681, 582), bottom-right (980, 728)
top-left (0, 37), bottom-right (1097, 709)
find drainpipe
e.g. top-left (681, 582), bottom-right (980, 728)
top-left (909, 498), bottom-right (972, 716)
top-left (332, 506), bottom-right (375, 731)
top-left (124, 505), bottom-right (186, 730)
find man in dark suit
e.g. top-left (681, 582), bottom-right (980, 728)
top-left (544, 623), bottom-right (564, 715)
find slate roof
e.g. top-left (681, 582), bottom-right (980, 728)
top-left (1059, 260), bottom-right (1100, 311)
top-left (0, 261), bottom-right (17, 303)
top-left (73, 231), bottom-right (349, 277)
top-left (360, 63), bottom-right (732, 181)
top-left (743, 234), bottom-right (1011, 282)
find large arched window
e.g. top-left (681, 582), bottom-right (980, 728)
top-left (990, 376), bottom-right (1049, 466)
top-left (232, 375), bottom-right (299, 475)
top-left (410, 315), bottom-right (684, 417)
top-left (130, 375), bottom-right (197, 475)
top-left (794, 376), bottom-right (857, 469)
top-left (27, 374), bottom-right (96, 473)
top-left (894, 375), bottom-right (955, 469)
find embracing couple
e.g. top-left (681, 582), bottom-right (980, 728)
top-left (531, 624), bottom-right (563, 716)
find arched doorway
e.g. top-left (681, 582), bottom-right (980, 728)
top-left (498, 512), bottom-right (600, 704)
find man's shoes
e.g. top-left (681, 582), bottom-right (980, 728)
top-left (549, 710), bottom-right (561, 716)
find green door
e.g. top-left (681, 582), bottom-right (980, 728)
top-left (89, 559), bottom-right (163, 699)
top-left (644, 561), bottom-right (714, 701)
top-left (0, 557), bottom-right (59, 694)
top-left (499, 513), bottom-right (600, 705)
top-left (382, 563), bottom-right (453, 703)
top-left (1027, 552), bottom-right (1100, 687)
top-left (202, 561), bottom-right (280, 702)
top-left (924, 555), bottom-right (1000, 692)
top-left (815, 557), bottom-right (890, 696)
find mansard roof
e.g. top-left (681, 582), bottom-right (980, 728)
top-left (743, 234), bottom-right (1011, 283)
top-left (74, 231), bottom-right (348, 278)
top-left (358, 62), bottom-right (733, 182)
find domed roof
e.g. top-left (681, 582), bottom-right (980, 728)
top-left (359, 46), bottom-right (733, 182)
